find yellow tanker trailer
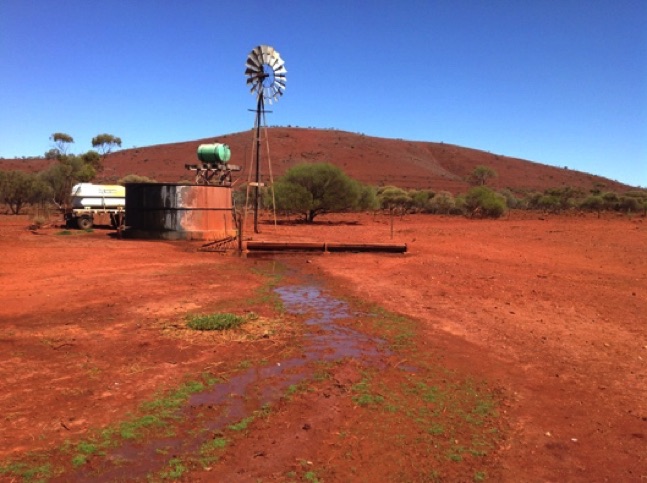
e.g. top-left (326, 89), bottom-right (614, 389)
top-left (64, 183), bottom-right (125, 229)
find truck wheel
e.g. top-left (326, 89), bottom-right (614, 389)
top-left (77, 217), bottom-right (93, 230)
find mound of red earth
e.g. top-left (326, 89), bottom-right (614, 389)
top-left (0, 128), bottom-right (632, 193)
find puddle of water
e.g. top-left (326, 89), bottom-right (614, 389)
top-left (68, 269), bottom-right (388, 481)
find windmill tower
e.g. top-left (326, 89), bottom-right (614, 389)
top-left (244, 45), bottom-right (287, 233)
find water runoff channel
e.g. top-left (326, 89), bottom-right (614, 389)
top-left (70, 260), bottom-right (394, 481)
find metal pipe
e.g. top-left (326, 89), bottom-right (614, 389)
top-left (253, 95), bottom-right (264, 234)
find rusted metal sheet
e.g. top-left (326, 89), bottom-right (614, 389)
top-left (124, 183), bottom-right (236, 241)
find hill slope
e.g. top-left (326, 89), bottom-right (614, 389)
top-left (0, 128), bottom-right (632, 194)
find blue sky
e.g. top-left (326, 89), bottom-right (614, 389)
top-left (1, 1), bottom-right (646, 187)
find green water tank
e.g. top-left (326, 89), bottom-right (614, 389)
top-left (197, 143), bottom-right (231, 164)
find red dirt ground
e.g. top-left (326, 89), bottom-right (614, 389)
top-left (1, 211), bottom-right (646, 481)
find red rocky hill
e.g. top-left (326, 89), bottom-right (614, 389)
top-left (0, 127), bottom-right (633, 194)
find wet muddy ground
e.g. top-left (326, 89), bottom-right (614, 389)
top-left (0, 212), bottom-right (646, 481)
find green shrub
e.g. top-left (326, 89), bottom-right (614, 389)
top-left (187, 313), bottom-right (245, 331)
top-left (617, 196), bottom-right (641, 213)
top-left (429, 191), bottom-right (455, 214)
top-left (464, 186), bottom-right (506, 218)
top-left (498, 188), bottom-right (521, 209)
top-left (118, 174), bottom-right (156, 184)
top-left (579, 195), bottom-right (604, 217)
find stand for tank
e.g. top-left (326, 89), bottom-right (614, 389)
top-left (184, 163), bottom-right (242, 186)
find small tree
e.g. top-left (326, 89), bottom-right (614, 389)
top-left (378, 186), bottom-right (411, 238)
top-left (50, 132), bottom-right (74, 155)
top-left (92, 133), bottom-right (121, 171)
top-left (0, 170), bottom-right (50, 214)
top-left (39, 155), bottom-right (96, 208)
top-left (469, 165), bottom-right (498, 186)
top-left (38, 133), bottom-right (103, 208)
top-left (92, 133), bottom-right (122, 158)
top-left (273, 162), bottom-right (361, 223)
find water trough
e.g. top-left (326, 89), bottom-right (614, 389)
top-left (245, 241), bottom-right (407, 253)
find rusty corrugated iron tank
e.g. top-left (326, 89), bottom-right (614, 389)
top-left (124, 143), bottom-right (237, 241)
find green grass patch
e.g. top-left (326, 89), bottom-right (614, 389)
top-left (0, 373), bottom-right (219, 481)
top-left (159, 457), bottom-right (186, 480)
top-left (227, 416), bottom-right (255, 432)
top-left (71, 441), bottom-right (104, 467)
top-left (0, 461), bottom-right (53, 482)
top-left (186, 313), bottom-right (245, 331)
top-left (326, 298), bottom-right (504, 481)
top-left (351, 376), bottom-right (385, 407)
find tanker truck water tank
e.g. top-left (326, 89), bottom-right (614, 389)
top-left (197, 143), bottom-right (231, 164)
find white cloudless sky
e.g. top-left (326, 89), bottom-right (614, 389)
top-left (1, 0), bottom-right (645, 187)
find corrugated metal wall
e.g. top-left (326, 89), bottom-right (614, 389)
top-left (125, 183), bottom-right (236, 241)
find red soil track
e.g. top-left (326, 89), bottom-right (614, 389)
top-left (0, 212), bottom-right (645, 481)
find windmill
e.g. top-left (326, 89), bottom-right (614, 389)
top-left (244, 45), bottom-right (287, 233)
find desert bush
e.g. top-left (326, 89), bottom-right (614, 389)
top-left (356, 183), bottom-right (379, 211)
top-left (537, 194), bottom-right (562, 213)
top-left (119, 174), bottom-right (156, 184)
top-left (377, 186), bottom-right (412, 215)
top-left (409, 189), bottom-right (435, 212)
top-left (579, 195), bottom-right (604, 217)
top-left (428, 191), bottom-right (456, 214)
top-left (498, 188), bottom-right (522, 209)
top-left (601, 191), bottom-right (619, 209)
top-left (464, 186), bottom-right (506, 218)
top-left (617, 196), bottom-right (641, 213)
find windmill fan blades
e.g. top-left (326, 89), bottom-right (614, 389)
top-left (245, 45), bottom-right (285, 101)
top-left (245, 57), bottom-right (261, 70)
top-left (245, 68), bottom-right (263, 79)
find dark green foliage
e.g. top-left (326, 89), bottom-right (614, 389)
top-left (273, 162), bottom-right (364, 222)
top-left (464, 186), bottom-right (506, 218)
